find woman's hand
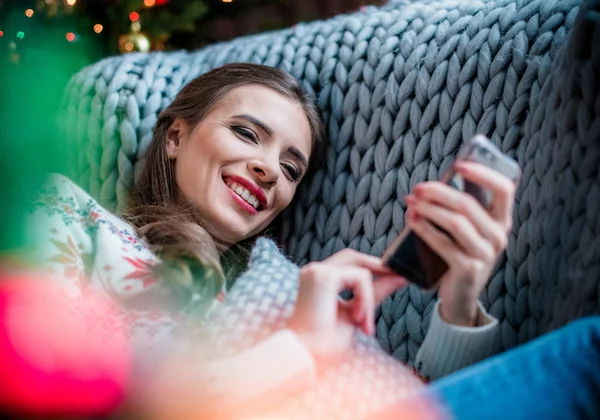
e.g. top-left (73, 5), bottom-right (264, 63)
top-left (405, 161), bottom-right (517, 327)
top-left (288, 249), bottom-right (406, 361)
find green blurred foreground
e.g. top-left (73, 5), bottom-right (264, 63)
top-left (0, 27), bottom-right (94, 258)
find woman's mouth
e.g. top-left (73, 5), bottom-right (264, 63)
top-left (223, 177), bottom-right (267, 216)
top-left (226, 180), bottom-right (261, 209)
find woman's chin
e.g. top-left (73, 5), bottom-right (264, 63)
top-left (211, 221), bottom-right (261, 248)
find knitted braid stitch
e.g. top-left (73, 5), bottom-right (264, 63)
top-left (59, 0), bottom-right (598, 366)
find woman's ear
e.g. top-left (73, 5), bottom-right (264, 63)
top-left (166, 119), bottom-right (186, 159)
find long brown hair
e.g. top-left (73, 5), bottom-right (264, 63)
top-left (124, 63), bottom-right (326, 310)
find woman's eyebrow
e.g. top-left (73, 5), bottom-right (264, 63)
top-left (232, 114), bottom-right (273, 136)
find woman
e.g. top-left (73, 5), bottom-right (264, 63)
top-left (28, 63), bottom-right (599, 419)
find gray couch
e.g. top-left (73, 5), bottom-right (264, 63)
top-left (60, 0), bottom-right (600, 367)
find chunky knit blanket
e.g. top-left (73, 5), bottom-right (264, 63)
top-left (60, 0), bottom-right (600, 365)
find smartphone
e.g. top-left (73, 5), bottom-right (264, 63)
top-left (382, 135), bottom-right (521, 290)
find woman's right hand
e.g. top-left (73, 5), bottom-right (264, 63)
top-left (288, 249), bottom-right (407, 361)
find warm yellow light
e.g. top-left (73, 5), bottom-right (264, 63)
top-left (124, 42), bottom-right (134, 52)
top-left (222, 0), bottom-right (233, 2)
top-left (25, 9), bottom-right (34, 17)
top-left (65, 0), bottom-right (77, 6)
top-left (93, 24), bottom-right (103, 33)
top-left (144, 0), bottom-right (156, 7)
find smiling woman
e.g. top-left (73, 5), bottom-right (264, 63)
top-left (25, 61), bottom-right (534, 419)
top-left (164, 84), bottom-right (312, 244)
top-left (125, 63), bottom-right (327, 295)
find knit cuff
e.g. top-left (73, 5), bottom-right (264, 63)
top-left (415, 300), bottom-right (498, 381)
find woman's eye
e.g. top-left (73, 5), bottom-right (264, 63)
top-left (232, 126), bottom-right (258, 143)
top-left (282, 164), bottom-right (300, 181)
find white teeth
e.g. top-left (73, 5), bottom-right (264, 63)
top-left (226, 179), bottom-right (261, 209)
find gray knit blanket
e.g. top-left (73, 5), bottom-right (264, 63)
top-left (60, 0), bottom-right (600, 366)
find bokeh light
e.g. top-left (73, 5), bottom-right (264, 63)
top-left (129, 12), bottom-right (140, 22)
top-left (25, 9), bottom-right (34, 17)
top-left (144, 0), bottom-right (156, 7)
top-left (66, 32), bottom-right (76, 42)
top-left (93, 24), bottom-right (103, 33)
top-left (16, 31), bottom-right (25, 39)
top-left (65, 0), bottom-right (77, 6)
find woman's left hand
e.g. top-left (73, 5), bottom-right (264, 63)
top-left (405, 161), bottom-right (517, 327)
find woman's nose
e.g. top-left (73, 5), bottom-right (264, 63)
top-left (248, 159), bottom-right (279, 186)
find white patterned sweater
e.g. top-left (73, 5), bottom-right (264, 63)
top-left (27, 174), bottom-right (499, 408)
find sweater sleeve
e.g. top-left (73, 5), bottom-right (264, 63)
top-left (144, 329), bottom-right (317, 420)
top-left (203, 329), bottom-right (316, 407)
top-left (414, 300), bottom-right (498, 381)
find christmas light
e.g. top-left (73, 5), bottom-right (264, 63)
top-left (93, 24), bottom-right (104, 33)
top-left (0, 31), bottom-right (3, 37)
top-left (65, 0), bottom-right (77, 6)
top-left (16, 31), bottom-right (25, 40)
top-left (66, 32), bottom-right (76, 42)
top-left (222, 0), bottom-right (233, 2)
top-left (129, 12), bottom-right (140, 22)
top-left (155, 0), bottom-right (168, 5)
top-left (25, 9), bottom-right (34, 17)
top-left (144, 0), bottom-right (156, 7)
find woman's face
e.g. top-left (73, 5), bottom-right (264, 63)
top-left (166, 84), bottom-right (313, 246)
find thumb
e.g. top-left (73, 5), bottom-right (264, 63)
top-left (373, 275), bottom-right (407, 306)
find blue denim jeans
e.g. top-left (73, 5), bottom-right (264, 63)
top-left (425, 317), bottom-right (600, 420)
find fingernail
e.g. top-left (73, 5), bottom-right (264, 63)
top-left (414, 184), bottom-right (424, 197)
top-left (455, 161), bottom-right (470, 173)
top-left (408, 210), bottom-right (421, 222)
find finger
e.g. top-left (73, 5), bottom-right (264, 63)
top-left (336, 267), bottom-right (375, 335)
top-left (338, 299), bottom-right (360, 326)
top-left (373, 276), bottom-right (407, 306)
top-left (405, 209), bottom-right (463, 266)
top-left (326, 249), bottom-right (395, 276)
top-left (454, 161), bottom-right (517, 225)
top-left (411, 182), bottom-right (504, 247)
top-left (407, 196), bottom-right (496, 262)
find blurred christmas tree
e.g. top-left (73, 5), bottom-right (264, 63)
top-left (0, 0), bottom-right (209, 60)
